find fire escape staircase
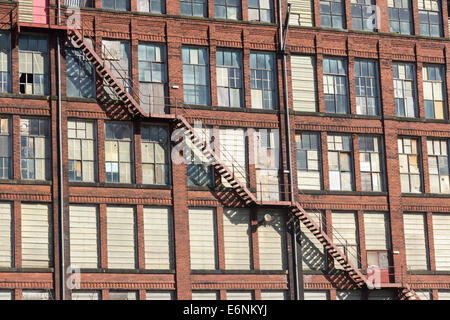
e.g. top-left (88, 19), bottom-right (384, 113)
top-left (66, 24), bottom-right (420, 301)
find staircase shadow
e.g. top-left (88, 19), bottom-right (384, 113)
top-left (95, 81), bottom-right (135, 120)
top-left (210, 184), bottom-right (252, 208)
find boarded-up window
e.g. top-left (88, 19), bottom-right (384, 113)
top-left (332, 211), bottom-right (359, 268)
top-left (403, 213), bottom-right (429, 270)
top-left (189, 208), bottom-right (217, 270)
top-left (304, 291), bottom-right (329, 300)
top-left (143, 207), bottom-right (173, 270)
top-left (219, 127), bottom-right (247, 187)
top-left (109, 291), bottom-right (137, 300)
top-left (291, 55), bottom-right (317, 112)
top-left (69, 205), bottom-right (98, 268)
top-left (22, 290), bottom-right (50, 300)
top-left (438, 290), bottom-right (450, 300)
top-left (288, 0), bottom-right (313, 26)
top-left (0, 202), bottom-right (11, 268)
top-left (301, 210), bottom-right (325, 271)
top-left (296, 132), bottom-right (321, 190)
top-left (336, 290), bottom-right (361, 300)
top-left (257, 209), bottom-right (286, 270)
top-left (261, 291), bottom-right (286, 300)
top-left (192, 291), bottom-right (218, 300)
top-left (71, 291), bottom-right (100, 300)
top-left (364, 212), bottom-right (390, 250)
top-left (227, 291), bottom-right (253, 300)
top-left (0, 291), bottom-right (12, 300)
top-left (146, 291), bottom-right (174, 300)
top-left (106, 206), bottom-right (136, 269)
top-left (21, 204), bottom-right (52, 268)
top-left (432, 213), bottom-right (450, 271)
top-left (223, 208), bottom-right (251, 270)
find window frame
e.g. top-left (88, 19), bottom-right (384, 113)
top-left (141, 123), bottom-right (171, 185)
top-left (248, 0), bottom-right (273, 23)
top-left (68, 119), bottom-right (97, 183)
top-left (351, 0), bottom-right (377, 32)
top-left (180, 0), bottom-right (207, 17)
top-left (327, 134), bottom-right (354, 191)
top-left (216, 48), bottom-right (243, 108)
top-left (102, 0), bottom-right (130, 10)
top-left (65, 47), bottom-right (96, 98)
top-left (182, 46), bottom-right (211, 106)
top-left (427, 138), bottom-right (450, 194)
top-left (19, 34), bottom-right (49, 96)
top-left (359, 135), bottom-right (384, 192)
top-left (320, 0), bottom-right (346, 29)
top-left (418, 0), bottom-right (442, 37)
top-left (398, 137), bottom-right (423, 193)
top-left (0, 32), bottom-right (11, 94)
top-left (388, 0), bottom-right (413, 35)
top-left (393, 62), bottom-right (418, 118)
top-left (0, 117), bottom-right (11, 179)
top-left (250, 51), bottom-right (277, 110)
top-left (423, 64), bottom-right (446, 119)
top-left (354, 59), bottom-right (380, 116)
top-left (323, 56), bottom-right (349, 114)
top-left (215, 0), bottom-right (241, 20)
top-left (296, 132), bottom-right (322, 190)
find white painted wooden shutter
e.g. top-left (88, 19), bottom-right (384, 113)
top-left (368, 289), bottom-right (395, 300)
top-left (21, 204), bottom-right (52, 268)
top-left (336, 290), bottom-right (361, 300)
top-left (192, 291), bottom-right (218, 300)
top-left (332, 211), bottom-right (359, 268)
top-left (223, 208), bottom-right (251, 270)
top-left (106, 206), bottom-right (136, 269)
top-left (189, 208), bottom-right (217, 270)
top-left (288, 0), bottom-right (313, 26)
top-left (257, 209), bottom-right (286, 270)
top-left (261, 291), bottom-right (286, 300)
top-left (22, 290), bottom-right (50, 300)
top-left (363, 212), bottom-right (390, 250)
top-left (403, 213), bottom-right (429, 270)
top-left (226, 291), bottom-right (253, 300)
top-left (69, 205), bottom-right (98, 268)
top-left (143, 207), bottom-right (173, 270)
top-left (109, 291), bottom-right (137, 300)
top-left (291, 55), bottom-right (317, 112)
top-left (0, 203), bottom-right (11, 268)
top-left (304, 291), bottom-right (328, 300)
top-left (301, 210), bottom-right (325, 270)
top-left (438, 290), bottom-right (450, 300)
top-left (146, 291), bottom-right (174, 300)
top-left (0, 291), bottom-right (12, 300)
top-left (219, 127), bottom-right (247, 187)
top-left (432, 213), bottom-right (450, 271)
top-left (72, 291), bottom-right (100, 300)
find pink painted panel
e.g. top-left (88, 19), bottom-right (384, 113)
top-left (33, 0), bottom-right (48, 24)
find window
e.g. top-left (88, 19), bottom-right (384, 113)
top-left (332, 211), bottom-right (359, 268)
top-left (102, 40), bottom-right (131, 97)
top-left (393, 62), bottom-right (417, 117)
top-left (109, 291), bottom-right (137, 300)
top-left (359, 135), bottom-right (383, 192)
top-left (323, 57), bottom-right (349, 114)
top-left (354, 59), bottom-right (379, 115)
top-left (0, 117), bottom-right (10, 179)
top-left (223, 208), bottom-right (252, 270)
top-left (423, 65), bottom-right (445, 119)
top-left (138, 43), bottom-right (166, 114)
top-left (432, 213), bottom-right (450, 270)
top-left (388, 0), bottom-right (413, 35)
top-left (182, 47), bottom-right (210, 105)
top-left (288, 0), bottom-right (314, 26)
top-left (19, 35), bottom-right (49, 95)
top-left (66, 47), bottom-right (95, 98)
top-left (22, 290), bottom-right (51, 300)
top-left (102, 0), bottom-right (129, 10)
top-left (20, 118), bottom-right (50, 180)
top-left (403, 213), bottom-right (429, 270)
top-left (0, 32), bottom-right (11, 93)
top-left (0, 203), bottom-right (12, 268)
top-left (327, 134), bottom-right (353, 191)
top-left (351, 0), bottom-right (376, 31)
top-left (398, 137), bottom-right (422, 193)
top-left (248, 0), bottom-right (273, 22)
top-left (320, 0), bottom-right (345, 29)
top-left (141, 124), bottom-right (170, 185)
top-left (146, 291), bottom-right (174, 300)
top-left (291, 55), bottom-right (317, 112)
top-left (137, 0), bottom-right (164, 13)
top-left (215, 0), bottom-right (240, 19)
top-left (71, 291), bottom-right (100, 300)
top-left (187, 126), bottom-right (214, 187)
top-left (364, 212), bottom-right (391, 270)
top-left (227, 291), bottom-right (253, 300)
top-left (296, 132), bottom-right (321, 190)
top-left (216, 49), bottom-right (243, 108)
top-left (257, 209), bottom-right (286, 270)
top-left (68, 120), bottom-right (95, 182)
top-left (250, 52), bottom-right (276, 109)
top-left (418, 0), bottom-right (442, 37)
top-left (192, 291), bottom-right (218, 300)
top-left (427, 139), bottom-right (449, 194)
top-left (189, 208), bottom-right (218, 270)
top-left (180, 0), bottom-right (207, 17)
top-left (105, 122), bottom-right (133, 183)
top-left (64, 0), bottom-right (94, 7)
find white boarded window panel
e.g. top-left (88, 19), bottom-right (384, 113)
top-left (109, 291), bottom-right (137, 300)
top-left (304, 291), bottom-right (329, 300)
top-left (403, 213), bottom-right (429, 270)
top-left (227, 291), bottom-right (253, 300)
top-left (192, 292), bottom-right (218, 300)
top-left (219, 127), bottom-right (247, 187)
top-left (0, 291), bottom-right (12, 300)
top-left (432, 213), bottom-right (450, 271)
top-left (336, 290), bottom-right (361, 300)
top-left (291, 55), bottom-right (317, 112)
top-left (223, 208), bottom-right (251, 270)
top-left (288, 0), bottom-right (313, 26)
top-left (363, 212), bottom-right (390, 250)
top-left (146, 291), bottom-right (174, 300)
top-left (72, 291), bottom-right (100, 300)
top-left (21, 204), bottom-right (52, 268)
top-left (257, 209), bottom-right (286, 270)
top-left (0, 203), bottom-right (11, 268)
top-left (22, 291), bottom-right (50, 300)
top-left (143, 207), bottom-right (173, 270)
top-left (438, 290), bottom-right (450, 300)
top-left (415, 290), bottom-right (431, 300)
top-left (69, 205), bottom-right (98, 268)
top-left (106, 206), bottom-right (136, 269)
top-left (368, 290), bottom-right (395, 300)
top-left (261, 291), bottom-right (286, 300)
top-left (189, 208), bottom-right (217, 270)
top-left (301, 210), bottom-right (325, 270)
top-left (332, 211), bottom-right (359, 269)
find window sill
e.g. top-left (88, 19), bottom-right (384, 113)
top-left (178, 104), bottom-right (279, 114)
top-left (299, 190), bottom-right (387, 197)
top-left (0, 179), bottom-right (52, 186)
top-left (69, 182), bottom-right (172, 189)
top-left (0, 267), bottom-right (54, 273)
top-left (292, 111), bottom-right (382, 120)
top-left (190, 269), bottom-right (288, 275)
top-left (77, 268), bottom-right (176, 274)
top-left (402, 193), bottom-right (450, 198)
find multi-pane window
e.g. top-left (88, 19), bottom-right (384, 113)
top-left (102, 40), bottom-right (131, 97)
top-left (0, 32), bottom-right (11, 93)
top-left (359, 135), bottom-right (383, 192)
top-left (323, 57), bottom-right (348, 114)
top-left (216, 49), bottom-right (243, 108)
top-left (0, 118), bottom-right (10, 179)
top-left (141, 124), bottom-right (170, 185)
top-left (180, 0), bottom-right (207, 17)
top-left (351, 0), bottom-right (376, 31)
top-left (250, 52), bottom-right (276, 109)
top-left (398, 137), bottom-right (422, 193)
top-left (393, 62), bottom-right (417, 117)
top-left (427, 139), bottom-right (449, 194)
top-left (388, 0), bottom-right (413, 35)
top-left (296, 132), bottom-right (321, 190)
top-left (102, 0), bottom-right (129, 10)
top-left (68, 120), bottom-right (95, 182)
top-left (182, 47), bottom-right (210, 106)
top-left (418, 0), bottom-right (442, 37)
top-left (215, 0), bottom-right (240, 19)
top-left (320, 0), bottom-right (345, 29)
top-left (248, 0), bottom-right (273, 22)
top-left (354, 59), bottom-right (379, 115)
top-left (19, 35), bottom-right (49, 95)
top-left (423, 65), bottom-right (445, 119)
top-left (187, 127), bottom-right (214, 187)
top-left (66, 48), bottom-right (95, 98)
top-left (138, 43), bottom-right (166, 114)
top-left (20, 118), bottom-right (50, 180)
top-left (137, 0), bottom-right (164, 13)
top-left (328, 135), bottom-right (353, 191)
top-left (105, 122), bottom-right (133, 183)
